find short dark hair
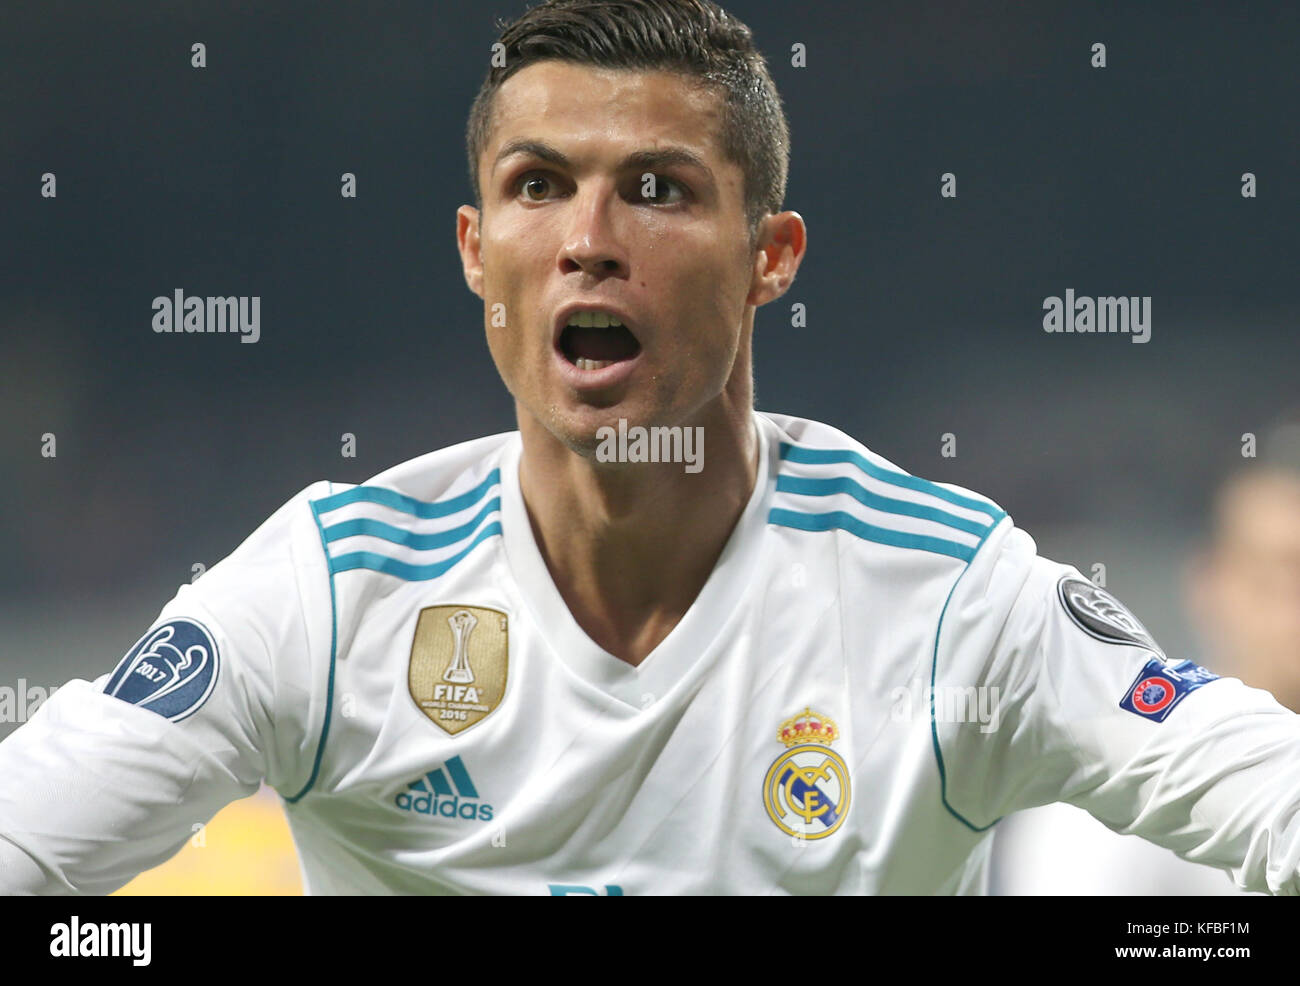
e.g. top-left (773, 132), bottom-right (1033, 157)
top-left (465, 0), bottom-right (790, 242)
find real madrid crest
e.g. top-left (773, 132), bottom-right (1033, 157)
top-left (407, 605), bottom-right (508, 735)
top-left (762, 707), bottom-right (851, 841)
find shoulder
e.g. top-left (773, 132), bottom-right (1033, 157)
top-left (328, 430), bottom-right (515, 505)
top-left (304, 430), bottom-right (514, 581)
top-left (149, 430), bottom-right (516, 794)
top-left (759, 411), bottom-right (1010, 574)
top-left (174, 429), bottom-right (514, 626)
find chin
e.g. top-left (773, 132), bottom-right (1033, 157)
top-left (551, 412), bottom-right (626, 456)
top-left (542, 403), bottom-right (655, 458)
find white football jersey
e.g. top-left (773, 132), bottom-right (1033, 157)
top-left (991, 802), bottom-right (1253, 895)
top-left (3, 410), bottom-right (1300, 895)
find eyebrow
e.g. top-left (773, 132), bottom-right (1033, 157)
top-left (491, 138), bottom-right (715, 182)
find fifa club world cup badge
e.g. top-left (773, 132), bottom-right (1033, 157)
top-left (407, 605), bottom-right (509, 735)
top-left (762, 707), bottom-right (852, 841)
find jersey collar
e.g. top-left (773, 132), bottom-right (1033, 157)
top-left (498, 410), bottom-right (775, 707)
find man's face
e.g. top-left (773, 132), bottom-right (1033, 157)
top-left (458, 61), bottom-right (763, 452)
top-left (1191, 471), bottom-right (1300, 699)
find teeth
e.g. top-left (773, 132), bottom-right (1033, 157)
top-left (567, 310), bottom-right (622, 328)
top-left (574, 358), bottom-right (615, 371)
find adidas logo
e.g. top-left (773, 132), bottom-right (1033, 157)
top-left (394, 755), bottom-right (494, 822)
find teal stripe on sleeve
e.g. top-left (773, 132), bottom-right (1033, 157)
top-left (775, 474), bottom-right (990, 537)
top-left (767, 507), bottom-right (975, 561)
top-left (779, 444), bottom-right (1004, 522)
top-left (321, 497), bottom-right (501, 550)
top-left (929, 518), bottom-right (1005, 832)
top-left (286, 486), bottom-right (340, 804)
top-left (329, 521), bottom-right (502, 580)
top-left (312, 469), bottom-right (500, 519)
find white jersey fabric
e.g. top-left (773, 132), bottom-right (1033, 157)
top-left (991, 802), bottom-right (1253, 895)
top-left (3, 410), bottom-right (1300, 895)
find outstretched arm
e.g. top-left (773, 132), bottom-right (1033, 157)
top-left (934, 520), bottom-right (1300, 894)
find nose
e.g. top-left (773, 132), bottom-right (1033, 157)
top-left (558, 186), bottom-right (628, 279)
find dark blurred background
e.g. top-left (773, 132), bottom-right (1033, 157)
top-left (3, 0), bottom-right (1298, 725)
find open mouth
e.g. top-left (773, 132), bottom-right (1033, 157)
top-left (558, 310), bottom-right (642, 370)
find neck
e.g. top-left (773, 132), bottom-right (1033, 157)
top-left (516, 371), bottom-right (758, 667)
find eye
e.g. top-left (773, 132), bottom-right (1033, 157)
top-left (637, 174), bottom-right (687, 205)
top-left (516, 171), bottom-right (559, 202)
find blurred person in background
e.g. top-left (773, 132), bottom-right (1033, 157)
top-left (991, 418), bottom-right (1300, 895)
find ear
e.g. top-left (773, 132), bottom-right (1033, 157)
top-left (457, 204), bottom-right (485, 298)
top-left (746, 211), bottom-right (807, 308)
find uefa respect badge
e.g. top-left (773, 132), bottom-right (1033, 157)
top-left (1119, 657), bottom-right (1219, 723)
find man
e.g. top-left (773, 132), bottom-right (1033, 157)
top-left (1189, 450), bottom-right (1300, 715)
top-left (992, 439), bottom-right (1300, 895)
top-left (2, 0), bottom-right (1299, 895)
